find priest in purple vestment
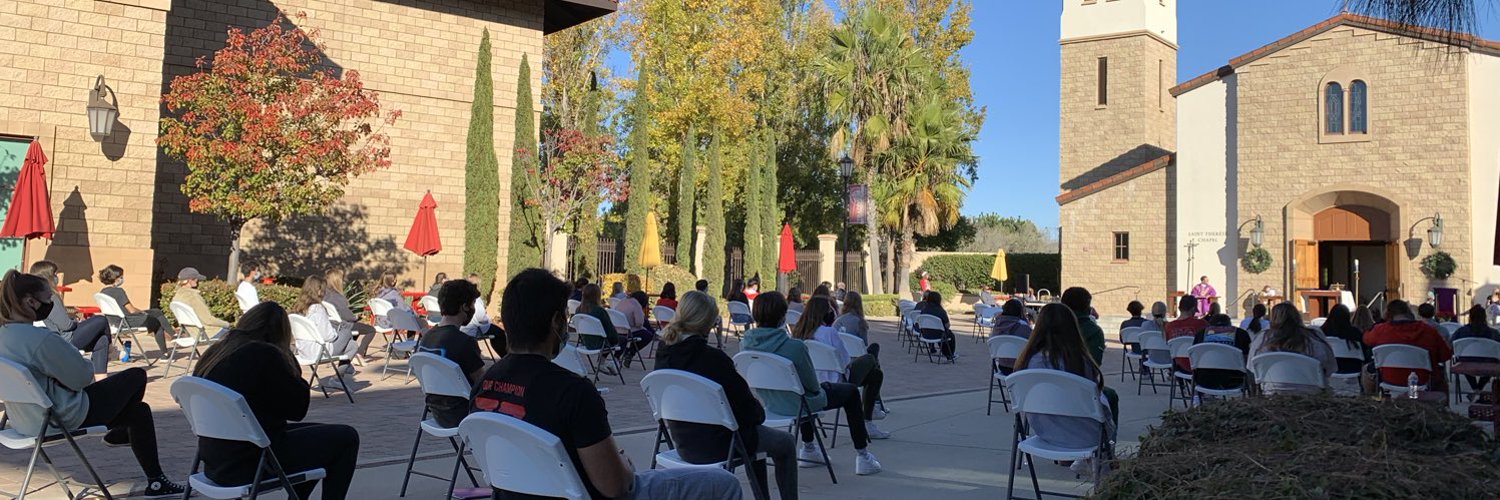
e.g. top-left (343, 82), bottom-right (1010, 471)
top-left (1191, 276), bottom-right (1217, 319)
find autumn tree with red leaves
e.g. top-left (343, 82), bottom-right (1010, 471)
top-left (526, 127), bottom-right (625, 270)
top-left (159, 14), bottom-right (400, 274)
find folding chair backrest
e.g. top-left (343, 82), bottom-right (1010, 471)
top-left (652, 306), bottom-right (676, 323)
top-left (784, 310), bottom-right (802, 328)
top-left (733, 351), bottom-right (804, 395)
top-left (1327, 337), bottom-right (1363, 361)
top-left (1440, 323), bottom-right (1462, 339)
top-left (901, 309), bottom-right (921, 328)
top-left (388, 307), bottom-right (426, 332)
top-left (420, 296), bottom-right (441, 315)
top-left (606, 309), bottom-right (630, 334)
top-left (803, 340), bottom-right (843, 375)
top-left (1187, 343), bottom-right (1245, 371)
top-left (1453, 337), bottom-right (1500, 361)
top-left (169, 301), bottom-right (204, 329)
top-left (1005, 369), bottom-right (1106, 423)
top-left (1248, 352), bottom-right (1325, 388)
top-left (839, 333), bottom-right (867, 355)
top-left (0, 356), bottom-right (52, 408)
top-left (320, 301), bottom-right (345, 324)
top-left (915, 314), bottom-right (945, 333)
top-left (567, 300), bottom-right (581, 316)
top-left (1138, 331), bottom-right (1168, 351)
top-left (1372, 344), bottom-right (1430, 370)
top-left (1309, 317), bottom-right (1327, 328)
top-left (171, 376), bottom-right (271, 448)
top-left (569, 314), bottom-right (608, 340)
top-left (727, 301), bottom-right (751, 319)
top-left (552, 345), bottom-right (588, 376)
top-left (987, 335), bottom-right (1027, 360)
top-left (640, 369), bottom-right (738, 430)
top-left (1120, 327), bottom-right (1145, 344)
top-left (369, 298), bottom-right (395, 317)
top-left (93, 293), bottom-right (126, 319)
top-left (460, 412), bottom-right (588, 500)
top-left (897, 300), bottom-right (916, 313)
top-left (410, 352), bottom-right (472, 399)
top-left (1167, 336), bottom-right (1194, 359)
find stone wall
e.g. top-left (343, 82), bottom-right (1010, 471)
top-left (1234, 26), bottom-right (1472, 304)
top-left (1059, 33), bottom-right (1177, 190)
top-left (0, 0), bottom-right (173, 302)
top-left (1060, 168), bottom-right (1173, 317)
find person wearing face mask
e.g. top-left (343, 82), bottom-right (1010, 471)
top-left (30, 260), bottom-right (113, 379)
top-left (416, 279), bottom-right (490, 428)
top-left (98, 264), bottom-right (179, 359)
top-left (0, 270), bottom-right (187, 497)
top-left (471, 269), bottom-right (741, 500)
top-left (236, 264), bottom-right (262, 309)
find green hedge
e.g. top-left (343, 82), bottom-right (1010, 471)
top-left (914, 253), bottom-right (1060, 294)
top-left (159, 279), bottom-right (369, 324)
top-left (864, 294), bottom-right (901, 317)
top-left (907, 274), bottom-right (959, 301)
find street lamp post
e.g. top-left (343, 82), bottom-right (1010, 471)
top-left (838, 155), bottom-right (855, 292)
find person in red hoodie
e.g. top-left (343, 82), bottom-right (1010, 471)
top-left (1164, 296), bottom-right (1207, 373)
top-left (1363, 300), bottom-right (1452, 392)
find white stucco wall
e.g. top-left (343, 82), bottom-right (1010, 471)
top-left (1468, 52), bottom-right (1500, 303)
top-left (1061, 0), bottom-right (1177, 44)
top-left (1173, 76), bottom-right (1235, 307)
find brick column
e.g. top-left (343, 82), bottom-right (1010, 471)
top-left (693, 225), bottom-right (707, 279)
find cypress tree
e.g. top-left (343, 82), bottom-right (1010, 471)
top-left (464, 29), bottom-right (500, 298)
top-left (742, 138), bottom-right (763, 285)
top-left (703, 132), bottom-right (727, 292)
top-left (761, 132), bottom-right (780, 283)
top-left (505, 54), bottom-right (541, 279)
top-left (623, 68), bottom-right (652, 276)
top-left (674, 127), bottom-right (697, 271)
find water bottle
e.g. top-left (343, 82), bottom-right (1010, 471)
top-left (121, 340), bottom-right (132, 363)
top-left (1191, 394), bottom-right (1201, 408)
top-left (1407, 371), bottom-right (1420, 399)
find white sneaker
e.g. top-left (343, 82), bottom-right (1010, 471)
top-left (796, 443), bottom-right (821, 468)
top-left (870, 407), bottom-right (889, 420)
top-left (854, 450), bottom-right (883, 476)
top-left (865, 421), bottom-right (891, 440)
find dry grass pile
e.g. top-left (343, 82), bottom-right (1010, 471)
top-left (1094, 396), bottom-right (1500, 499)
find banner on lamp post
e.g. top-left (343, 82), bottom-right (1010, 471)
top-left (848, 184), bottom-right (869, 225)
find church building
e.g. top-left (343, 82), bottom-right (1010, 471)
top-left (1056, 0), bottom-right (1500, 317)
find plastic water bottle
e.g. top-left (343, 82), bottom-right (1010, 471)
top-left (1192, 394), bottom-right (1201, 408)
top-left (1407, 372), bottom-right (1420, 399)
top-left (121, 341), bottom-right (132, 363)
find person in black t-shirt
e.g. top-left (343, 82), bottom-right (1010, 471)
top-left (471, 269), bottom-right (739, 500)
top-left (418, 280), bottom-right (488, 428)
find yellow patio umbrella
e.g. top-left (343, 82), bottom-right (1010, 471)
top-left (990, 248), bottom-right (1009, 293)
top-left (640, 211), bottom-right (663, 292)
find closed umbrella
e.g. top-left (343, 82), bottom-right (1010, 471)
top-left (0, 141), bottom-right (55, 268)
top-left (640, 211), bottom-right (662, 292)
top-left (404, 191), bottom-right (442, 285)
top-left (990, 248), bottom-right (1009, 293)
top-left (778, 223), bottom-right (796, 291)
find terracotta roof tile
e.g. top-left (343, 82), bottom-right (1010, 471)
top-left (1055, 152), bottom-right (1174, 206)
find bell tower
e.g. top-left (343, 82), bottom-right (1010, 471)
top-left (1058, 0), bottom-right (1178, 190)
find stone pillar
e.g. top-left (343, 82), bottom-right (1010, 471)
top-left (817, 234), bottom-right (837, 288)
top-left (694, 225), bottom-right (707, 279)
top-left (548, 230), bottom-right (569, 275)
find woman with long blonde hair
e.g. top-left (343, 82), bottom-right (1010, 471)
top-left (654, 291), bottom-right (799, 498)
top-left (324, 268), bottom-right (377, 360)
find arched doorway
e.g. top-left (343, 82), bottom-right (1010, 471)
top-left (1285, 188), bottom-right (1404, 314)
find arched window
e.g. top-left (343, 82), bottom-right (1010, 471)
top-left (1325, 82), bottom-right (1344, 134)
top-left (1349, 80), bottom-right (1368, 134)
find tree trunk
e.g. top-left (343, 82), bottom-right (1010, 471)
top-left (900, 222), bottom-right (916, 301)
top-left (226, 220), bottom-right (245, 281)
top-left (540, 223), bottom-right (555, 272)
top-left (884, 231), bottom-right (896, 296)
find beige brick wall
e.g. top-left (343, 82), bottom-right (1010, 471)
top-left (1059, 33), bottom-right (1177, 189)
top-left (1061, 168), bottom-right (1173, 317)
top-left (154, 0), bottom-right (544, 289)
top-left (0, 0), bottom-right (170, 302)
top-left (1234, 26), bottom-right (1472, 304)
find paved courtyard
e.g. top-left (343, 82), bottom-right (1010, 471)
top-left (2, 315), bottom-right (1189, 498)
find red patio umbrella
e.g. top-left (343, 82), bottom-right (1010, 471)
top-left (778, 223), bottom-right (796, 274)
top-left (0, 141), bottom-right (55, 267)
top-left (404, 191), bottom-right (442, 284)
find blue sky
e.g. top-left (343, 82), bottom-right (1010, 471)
top-left (967, 1), bottom-right (1499, 227)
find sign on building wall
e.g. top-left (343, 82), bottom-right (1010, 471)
top-left (848, 184), bottom-right (869, 225)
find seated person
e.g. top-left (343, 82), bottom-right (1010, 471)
top-left (172, 267), bottom-right (232, 340)
top-left (1192, 314), bottom-right (1252, 390)
top-left (1418, 302), bottom-right (1441, 329)
top-left (417, 280), bottom-right (489, 428)
top-left (1015, 303), bottom-right (1118, 448)
top-left (1062, 288), bottom-right (1108, 365)
top-left (98, 264), bottom-right (180, 357)
top-left (992, 299), bottom-right (1034, 339)
top-left (1319, 305), bottom-right (1366, 374)
top-left (612, 291), bottom-right (658, 366)
top-left (695, 279), bottom-right (710, 294)
top-left (914, 291), bottom-right (957, 362)
top-left (1452, 304), bottom-right (1500, 394)
top-left (194, 302), bottom-right (359, 500)
top-left (427, 272), bottom-right (449, 301)
top-left (832, 292), bottom-right (873, 342)
top-left (0, 271), bottom-right (186, 497)
top-left (654, 291), bottom-right (798, 500)
top-left (656, 283), bottom-right (679, 310)
top-left (460, 273), bottom-right (507, 357)
top-left (1239, 304), bottom-right (1270, 334)
top-left (1251, 304), bottom-right (1336, 395)
top-left (727, 279), bottom-right (749, 304)
top-left (786, 287), bottom-right (805, 313)
top-left (295, 276), bottom-right (359, 371)
top-left (1364, 300), bottom-right (1452, 392)
top-left (1118, 300), bottom-right (1149, 331)
top-left (472, 269), bottom-right (741, 500)
top-left (1164, 296), bottom-right (1208, 373)
top-left (791, 296), bottom-right (890, 440)
top-left (742, 292), bottom-right (883, 476)
top-left (325, 268), bottom-right (378, 361)
top-left (236, 264), bottom-right (261, 309)
top-left (576, 284), bottom-right (623, 376)
top-left (30, 260), bottom-right (112, 378)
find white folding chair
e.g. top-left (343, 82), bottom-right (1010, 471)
top-left (1248, 352), bottom-right (1327, 393)
top-left (1326, 337), bottom-right (1365, 384)
top-left (0, 357), bottom-right (113, 500)
top-left (1186, 343), bottom-right (1248, 403)
top-left (1166, 336), bottom-right (1195, 408)
top-left (1118, 326), bottom-right (1146, 382)
top-left (570, 314), bottom-right (624, 384)
top-left (803, 340), bottom-right (848, 448)
top-left (553, 344), bottom-right (589, 377)
top-left (1372, 344), bottom-right (1432, 397)
top-left (732, 351), bottom-right (837, 484)
top-left (288, 314), bottom-right (354, 403)
top-left (1004, 369), bottom-right (1113, 500)
top-left (164, 301), bottom-right (213, 378)
top-left (987, 335), bottom-right (1028, 414)
top-left (459, 412), bottom-right (589, 500)
top-left (1450, 337), bottom-right (1500, 403)
top-left (1309, 317), bottom-right (1327, 328)
top-left (604, 309), bottom-right (646, 368)
top-left (913, 314), bottom-right (950, 364)
top-left (318, 300), bottom-right (364, 368)
top-left (93, 292), bottom-right (153, 366)
top-left (972, 304), bottom-right (998, 341)
top-left (653, 306), bottom-right (676, 329)
top-left (172, 377), bottom-right (327, 500)
top-left (899, 309), bottom-right (922, 351)
top-left (1137, 331), bottom-right (1173, 395)
top-left (567, 299), bottom-right (581, 317)
top-left (1439, 322), bottom-right (1462, 341)
top-left (783, 309), bottom-right (803, 330)
top-left (370, 298), bottom-right (420, 381)
top-left (639, 370), bottom-right (769, 500)
top-left (726, 301), bottom-right (753, 339)
top-left (400, 353), bottom-right (480, 498)
top-left (385, 305), bottom-right (428, 383)
top-left (838, 332), bottom-right (867, 356)
top-left (419, 296), bottom-right (442, 326)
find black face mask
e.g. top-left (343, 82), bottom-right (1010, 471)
top-left (33, 299), bottom-right (54, 320)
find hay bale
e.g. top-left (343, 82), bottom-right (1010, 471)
top-left (1094, 396), bottom-right (1500, 499)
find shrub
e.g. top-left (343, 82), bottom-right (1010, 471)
top-left (913, 253), bottom-right (1060, 294)
top-left (907, 274), bottom-right (959, 302)
top-left (647, 264), bottom-right (697, 295)
top-left (862, 294), bottom-right (902, 317)
top-left (600, 273), bottom-right (643, 294)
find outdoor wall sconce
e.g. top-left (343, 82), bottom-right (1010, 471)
top-left (1237, 215), bottom-right (1264, 248)
top-left (87, 75), bottom-right (119, 141)
top-left (1409, 212), bottom-right (1444, 249)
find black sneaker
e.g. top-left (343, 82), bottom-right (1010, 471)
top-left (143, 476), bottom-right (188, 499)
top-left (103, 429), bottom-right (130, 448)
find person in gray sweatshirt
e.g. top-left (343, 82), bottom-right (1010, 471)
top-left (0, 271), bottom-right (185, 497)
top-left (29, 260), bottom-right (113, 376)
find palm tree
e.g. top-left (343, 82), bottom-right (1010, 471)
top-left (879, 92), bottom-right (975, 293)
top-left (818, 5), bottom-right (929, 294)
top-left (1349, 0), bottom-right (1478, 36)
